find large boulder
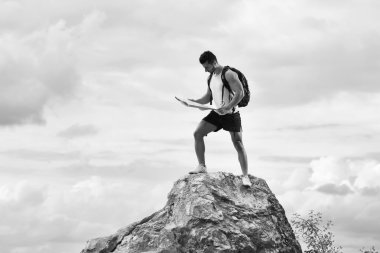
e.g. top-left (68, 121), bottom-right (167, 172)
top-left (81, 172), bottom-right (302, 253)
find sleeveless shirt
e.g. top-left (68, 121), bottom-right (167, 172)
top-left (209, 70), bottom-right (239, 115)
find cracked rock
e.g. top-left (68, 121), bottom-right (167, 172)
top-left (80, 172), bottom-right (302, 253)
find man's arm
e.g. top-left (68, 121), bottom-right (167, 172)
top-left (216, 70), bottom-right (244, 114)
top-left (189, 88), bottom-right (212, 105)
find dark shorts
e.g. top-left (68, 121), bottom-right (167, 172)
top-left (203, 111), bottom-right (242, 132)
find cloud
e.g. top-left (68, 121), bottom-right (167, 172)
top-left (364, 152), bottom-right (380, 160)
top-left (1, 149), bottom-right (82, 161)
top-left (309, 156), bottom-right (351, 186)
top-left (0, 179), bottom-right (108, 253)
top-left (58, 124), bottom-right (99, 139)
top-left (0, 175), bottom-right (172, 253)
top-left (0, 10), bottom-right (108, 126)
top-left (315, 183), bottom-right (354, 195)
top-left (57, 158), bottom-right (188, 183)
top-left (2, 0), bottom-right (379, 123)
top-left (359, 186), bottom-right (380, 196)
top-left (308, 156), bottom-right (380, 194)
top-left (228, 0), bottom-right (380, 106)
top-left (0, 27), bottom-right (76, 125)
top-left (0, 181), bottom-right (47, 208)
top-left (283, 167), bottom-right (313, 191)
top-left (277, 156), bottom-right (380, 251)
top-left (259, 156), bottom-right (316, 163)
top-left (277, 124), bottom-right (343, 131)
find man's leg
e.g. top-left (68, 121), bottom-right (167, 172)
top-left (193, 120), bottom-right (217, 166)
top-left (230, 131), bottom-right (248, 176)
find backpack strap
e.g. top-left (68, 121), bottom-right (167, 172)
top-left (221, 66), bottom-right (233, 104)
top-left (221, 66), bottom-right (233, 93)
top-left (207, 73), bottom-right (213, 105)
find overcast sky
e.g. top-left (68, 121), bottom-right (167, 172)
top-left (1, 0), bottom-right (380, 252)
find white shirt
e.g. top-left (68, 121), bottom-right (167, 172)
top-left (209, 71), bottom-right (239, 115)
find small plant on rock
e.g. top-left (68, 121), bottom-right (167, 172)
top-left (360, 246), bottom-right (379, 253)
top-left (291, 210), bottom-right (342, 253)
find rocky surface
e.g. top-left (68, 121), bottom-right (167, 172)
top-left (81, 172), bottom-right (302, 253)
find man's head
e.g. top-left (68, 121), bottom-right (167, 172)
top-left (199, 51), bottom-right (218, 73)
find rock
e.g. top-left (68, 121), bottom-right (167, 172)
top-left (80, 172), bottom-right (302, 253)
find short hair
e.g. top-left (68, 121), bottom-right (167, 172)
top-left (199, 51), bottom-right (217, 64)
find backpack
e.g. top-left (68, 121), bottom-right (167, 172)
top-left (207, 66), bottom-right (251, 107)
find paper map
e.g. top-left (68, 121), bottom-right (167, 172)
top-left (175, 97), bottom-right (215, 110)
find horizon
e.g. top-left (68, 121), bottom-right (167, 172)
top-left (1, 0), bottom-right (380, 252)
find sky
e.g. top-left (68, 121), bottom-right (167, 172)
top-left (0, 0), bottom-right (379, 252)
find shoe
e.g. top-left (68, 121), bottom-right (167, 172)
top-left (242, 175), bottom-right (252, 187)
top-left (189, 164), bottom-right (207, 174)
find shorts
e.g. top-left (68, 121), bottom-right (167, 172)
top-left (203, 111), bottom-right (242, 132)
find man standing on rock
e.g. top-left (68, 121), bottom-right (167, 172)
top-left (185, 51), bottom-right (252, 187)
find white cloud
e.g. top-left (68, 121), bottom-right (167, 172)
top-left (0, 26), bottom-right (77, 125)
top-left (0, 10), bottom-right (109, 126)
top-left (309, 156), bottom-right (380, 194)
top-left (0, 181), bottom-right (47, 208)
top-left (283, 167), bottom-right (313, 190)
top-left (277, 156), bottom-right (380, 251)
top-left (315, 183), bottom-right (354, 196)
top-left (0, 175), bottom-right (172, 253)
top-left (354, 162), bottom-right (380, 190)
top-left (220, 0), bottom-right (380, 106)
top-left (309, 156), bottom-right (350, 186)
top-left (58, 124), bottom-right (98, 139)
top-left (1, 149), bottom-right (82, 161)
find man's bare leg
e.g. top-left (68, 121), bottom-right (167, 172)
top-left (193, 120), bottom-right (217, 167)
top-left (230, 131), bottom-right (248, 176)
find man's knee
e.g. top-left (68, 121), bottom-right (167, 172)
top-left (233, 140), bottom-right (245, 152)
top-left (194, 129), bottom-right (205, 139)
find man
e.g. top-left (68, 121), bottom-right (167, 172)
top-left (186, 51), bottom-right (251, 187)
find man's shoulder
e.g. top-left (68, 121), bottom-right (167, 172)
top-left (223, 67), bottom-right (239, 81)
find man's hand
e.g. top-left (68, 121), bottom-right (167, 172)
top-left (215, 103), bottom-right (229, 115)
top-left (175, 97), bottom-right (190, 106)
top-left (180, 100), bottom-right (189, 106)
